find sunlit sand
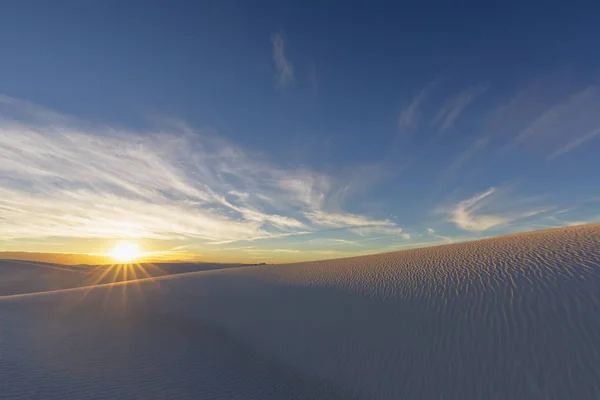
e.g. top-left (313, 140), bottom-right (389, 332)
top-left (1, 224), bottom-right (599, 399)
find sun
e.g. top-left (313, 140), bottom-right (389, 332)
top-left (109, 241), bottom-right (141, 262)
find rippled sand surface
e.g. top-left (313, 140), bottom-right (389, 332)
top-left (2, 224), bottom-right (599, 399)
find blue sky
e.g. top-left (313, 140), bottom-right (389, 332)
top-left (1, 1), bottom-right (599, 262)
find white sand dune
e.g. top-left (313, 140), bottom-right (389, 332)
top-left (2, 224), bottom-right (600, 399)
top-left (0, 260), bottom-right (248, 296)
top-left (0, 260), bottom-right (90, 296)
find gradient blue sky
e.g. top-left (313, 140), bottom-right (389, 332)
top-left (1, 1), bottom-right (599, 262)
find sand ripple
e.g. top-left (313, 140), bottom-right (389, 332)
top-left (2, 224), bottom-right (599, 399)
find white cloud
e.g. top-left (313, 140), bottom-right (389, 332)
top-left (349, 226), bottom-right (404, 236)
top-left (228, 191), bottom-right (250, 201)
top-left (426, 228), bottom-right (435, 234)
top-left (305, 238), bottom-right (360, 246)
top-left (496, 82), bottom-right (600, 158)
top-left (401, 233), bottom-right (411, 239)
top-left (205, 246), bottom-right (256, 252)
top-left (305, 210), bottom-right (397, 230)
top-left (444, 187), bottom-right (548, 232)
top-left (0, 97), bottom-right (401, 245)
top-left (548, 126), bottom-right (600, 160)
top-left (448, 188), bottom-right (508, 231)
top-left (433, 84), bottom-right (487, 133)
top-left (279, 172), bottom-right (330, 210)
top-left (513, 86), bottom-right (597, 145)
top-left (398, 84), bottom-right (433, 130)
top-left (245, 248), bottom-right (300, 254)
top-left (0, 187), bottom-right (265, 242)
top-left (271, 32), bottom-right (294, 89)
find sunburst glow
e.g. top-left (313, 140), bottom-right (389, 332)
top-left (109, 241), bottom-right (141, 262)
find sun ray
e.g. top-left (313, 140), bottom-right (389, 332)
top-left (128, 263), bottom-right (147, 305)
top-left (144, 262), bottom-right (166, 275)
top-left (102, 269), bottom-right (119, 307)
top-left (74, 263), bottom-right (120, 306)
top-left (120, 264), bottom-right (129, 309)
top-left (68, 242), bottom-right (164, 311)
top-left (134, 262), bottom-right (154, 280)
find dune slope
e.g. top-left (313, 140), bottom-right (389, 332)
top-left (0, 260), bottom-right (248, 296)
top-left (2, 224), bottom-right (600, 399)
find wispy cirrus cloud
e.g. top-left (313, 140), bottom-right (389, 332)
top-left (433, 84), bottom-right (487, 133)
top-left (398, 84), bottom-right (434, 131)
top-left (271, 32), bottom-right (294, 89)
top-left (442, 187), bottom-right (549, 232)
top-left (349, 225), bottom-right (404, 236)
top-left (548, 126), bottom-right (600, 160)
top-left (304, 209), bottom-right (397, 230)
top-left (491, 79), bottom-right (600, 158)
top-left (304, 238), bottom-right (361, 246)
top-left (0, 97), bottom-right (400, 246)
top-left (245, 248), bottom-right (300, 254)
top-left (512, 85), bottom-right (597, 146)
top-left (447, 188), bottom-right (508, 231)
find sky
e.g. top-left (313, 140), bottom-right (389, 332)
top-left (1, 1), bottom-right (600, 264)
